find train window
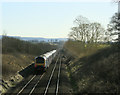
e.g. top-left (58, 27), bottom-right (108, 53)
top-left (36, 57), bottom-right (44, 63)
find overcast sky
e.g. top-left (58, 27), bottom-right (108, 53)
top-left (1, 0), bottom-right (118, 38)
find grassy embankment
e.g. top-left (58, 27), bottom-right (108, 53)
top-left (2, 36), bottom-right (57, 81)
top-left (64, 40), bottom-right (120, 93)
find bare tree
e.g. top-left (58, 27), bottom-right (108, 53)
top-left (90, 23), bottom-right (105, 43)
top-left (69, 15), bottom-right (106, 43)
top-left (69, 16), bottom-right (91, 42)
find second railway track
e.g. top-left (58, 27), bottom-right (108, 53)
top-left (44, 55), bottom-right (62, 95)
top-left (30, 54), bottom-right (62, 94)
top-left (6, 54), bottom-right (62, 95)
top-left (18, 54), bottom-right (61, 95)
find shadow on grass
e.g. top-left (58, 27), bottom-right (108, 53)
top-left (71, 45), bottom-right (119, 74)
top-left (18, 63), bottom-right (44, 77)
top-left (18, 63), bottom-right (35, 78)
top-left (6, 63), bottom-right (44, 94)
top-left (67, 45), bottom-right (120, 93)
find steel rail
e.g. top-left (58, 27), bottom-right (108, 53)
top-left (44, 55), bottom-right (59, 95)
top-left (17, 75), bottom-right (36, 95)
top-left (17, 54), bottom-right (59, 95)
top-left (56, 56), bottom-right (61, 95)
top-left (29, 73), bottom-right (45, 95)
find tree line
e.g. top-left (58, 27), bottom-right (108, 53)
top-left (2, 36), bottom-right (57, 55)
top-left (69, 12), bottom-right (120, 43)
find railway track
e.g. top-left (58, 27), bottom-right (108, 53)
top-left (6, 54), bottom-right (62, 94)
top-left (44, 55), bottom-right (61, 95)
top-left (16, 73), bottom-right (44, 95)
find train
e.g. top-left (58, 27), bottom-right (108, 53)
top-left (34, 50), bottom-right (57, 71)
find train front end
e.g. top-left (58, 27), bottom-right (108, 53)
top-left (34, 56), bottom-right (46, 71)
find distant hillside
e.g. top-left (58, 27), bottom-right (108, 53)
top-left (0, 35), bottom-right (68, 42)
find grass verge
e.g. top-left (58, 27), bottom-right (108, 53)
top-left (64, 41), bottom-right (119, 93)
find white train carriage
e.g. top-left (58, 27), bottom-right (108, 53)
top-left (34, 50), bottom-right (56, 71)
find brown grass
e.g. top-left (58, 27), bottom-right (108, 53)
top-left (64, 40), bottom-right (109, 58)
top-left (63, 41), bottom-right (120, 93)
top-left (2, 53), bottom-right (35, 80)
